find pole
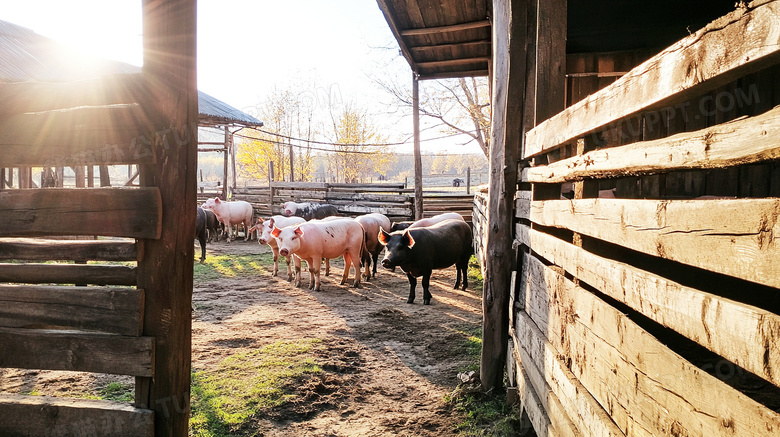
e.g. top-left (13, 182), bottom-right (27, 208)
top-left (467, 167), bottom-right (471, 195)
top-left (289, 143), bottom-right (295, 182)
top-left (412, 73), bottom-right (423, 220)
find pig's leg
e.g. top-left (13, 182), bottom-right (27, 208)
top-left (270, 245), bottom-right (280, 277)
top-left (293, 256), bottom-right (302, 287)
top-left (324, 258), bottom-right (330, 276)
top-left (222, 221), bottom-right (232, 243)
top-left (351, 252), bottom-right (362, 288)
top-left (372, 251), bottom-right (380, 278)
top-left (310, 256), bottom-right (322, 291)
top-left (340, 253), bottom-right (351, 285)
top-left (285, 255), bottom-right (293, 281)
top-left (459, 259), bottom-right (468, 291)
top-left (422, 271), bottom-right (433, 305)
top-left (406, 273), bottom-right (417, 304)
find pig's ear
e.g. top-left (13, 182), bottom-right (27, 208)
top-left (267, 217), bottom-right (274, 227)
top-left (257, 217), bottom-right (264, 224)
top-left (215, 198), bottom-right (221, 204)
top-left (271, 226), bottom-right (282, 238)
top-left (403, 230), bottom-right (416, 249)
top-left (378, 227), bottom-right (390, 245)
top-left (294, 226), bottom-right (304, 237)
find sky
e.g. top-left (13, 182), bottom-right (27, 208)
top-left (0, 1), bottom-right (485, 155)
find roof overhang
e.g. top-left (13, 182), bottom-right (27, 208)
top-left (376, 0), bottom-right (492, 80)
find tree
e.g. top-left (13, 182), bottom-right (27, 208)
top-left (327, 103), bottom-right (395, 183)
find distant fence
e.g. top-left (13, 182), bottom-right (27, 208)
top-left (229, 182), bottom-right (476, 224)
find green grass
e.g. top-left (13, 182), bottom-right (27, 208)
top-left (189, 339), bottom-right (323, 437)
top-left (447, 326), bottom-right (525, 436)
top-left (467, 255), bottom-right (484, 291)
top-left (194, 253), bottom-right (272, 281)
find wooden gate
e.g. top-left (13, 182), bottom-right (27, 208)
top-left (0, 0), bottom-right (197, 435)
top-left (510, 2), bottom-right (780, 435)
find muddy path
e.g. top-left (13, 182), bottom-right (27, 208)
top-left (191, 241), bottom-right (484, 436)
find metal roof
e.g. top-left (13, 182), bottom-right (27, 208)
top-left (376, 0), bottom-right (492, 80)
top-left (0, 19), bottom-right (262, 127)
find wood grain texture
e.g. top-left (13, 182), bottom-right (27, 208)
top-left (0, 263), bottom-right (136, 286)
top-left (520, 253), bottom-right (780, 436)
top-left (0, 188), bottom-right (162, 239)
top-left (530, 198), bottom-right (780, 288)
top-left (524, 0), bottom-right (780, 158)
top-left (0, 394), bottom-right (153, 437)
top-left (518, 226), bottom-right (780, 388)
top-left (524, 105), bottom-right (780, 183)
top-left (0, 238), bottom-right (137, 261)
top-left (0, 285), bottom-right (143, 336)
top-left (0, 327), bottom-right (153, 376)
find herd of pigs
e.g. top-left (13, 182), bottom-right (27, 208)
top-left (196, 198), bottom-right (473, 305)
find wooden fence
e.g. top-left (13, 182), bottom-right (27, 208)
top-left (230, 182), bottom-right (476, 224)
top-left (500, 2), bottom-right (780, 435)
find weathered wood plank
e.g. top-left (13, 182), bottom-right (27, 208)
top-left (524, 105), bottom-right (780, 183)
top-left (0, 327), bottom-right (153, 376)
top-left (518, 226), bottom-right (780, 388)
top-left (0, 263), bottom-right (137, 286)
top-left (521, 253), bottom-right (780, 435)
top-left (0, 74), bottom-right (147, 116)
top-left (0, 394), bottom-right (154, 437)
top-left (524, 0), bottom-right (780, 158)
top-left (0, 188), bottom-right (162, 239)
top-left (0, 105), bottom-right (160, 167)
top-left (511, 315), bottom-right (624, 437)
top-left (510, 348), bottom-right (556, 437)
top-left (0, 238), bottom-right (137, 261)
top-left (530, 198), bottom-right (780, 288)
top-left (0, 285), bottom-right (143, 336)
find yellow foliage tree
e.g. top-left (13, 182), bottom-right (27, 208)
top-left (328, 104), bottom-right (395, 183)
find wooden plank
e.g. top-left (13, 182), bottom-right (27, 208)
top-left (135, 1), bottom-right (197, 433)
top-left (0, 238), bottom-right (137, 261)
top-left (0, 327), bottom-right (153, 376)
top-left (271, 182), bottom-right (328, 190)
top-left (0, 188), bottom-right (161, 239)
top-left (0, 285), bottom-right (143, 336)
top-left (511, 317), bottom-right (622, 437)
top-left (530, 198), bottom-right (780, 288)
top-left (510, 347), bottom-right (556, 437)
top-left (0, 263), bottom-right (137, 286)
top-left (0, 394), bottom-right (153, 437)
top-left (0, 74), bottom-right (148, 116)
top-left (0, 105), bottom-right (160, 167)
top-left (524, 105), bottom-right (780, 183)
top-left (400, 19), bottom-right (490, 36)
top-left (521, 253), bottom-right (780, 435)
top-left (524, 0), bottom-right (780, 158)
top-left (518, 226), bottom-right (780, 388)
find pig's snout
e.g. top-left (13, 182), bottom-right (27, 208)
top-left (381, 258), bottom-right (393, 269)
top-left (279, 248), bottom-right (289, 257)
top-left (258, 238), bottom-right (267, 245)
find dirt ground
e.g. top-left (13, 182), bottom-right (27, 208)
top-left (1, 239), bottom-right (484, 436)
top-left (193, 241), bottom-right (484, 436)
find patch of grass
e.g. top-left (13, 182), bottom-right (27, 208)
top-left (98, 382), bottom-right (134, 403)
top-left (189, 339), bottom-right (323, 437)
top-left (467, 255), bottom-right (484, 291)
top-left (447, 327), bottom-right (527, 436)
top-left (194, 253), bottom-right (272, 281)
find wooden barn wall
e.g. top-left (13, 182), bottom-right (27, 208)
top-left (0, 0), bottom-right (197, 435)
top-left (507, 1), bottom-right (780, 435)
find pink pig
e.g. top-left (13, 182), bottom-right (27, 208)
top-left (202, 197), bottom-right (254, 242)
top-left (249, 215), bottom-right (305, 281)
top-left (271, 218), bottom-right (365, 291)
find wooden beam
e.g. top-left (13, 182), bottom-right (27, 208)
top-left (524, 105), bottom-right (780, 183)
top-left (0, 188), bottom-right (162, 239)
top-left (520, 253), bottom-right (780, 435)
top-left (524, 0), bottom-right (780, 158)
top-left (0, 263), bottom-right (137, 286)
top-left (0, 327), bottom-right (153, 376)
top-left (0, 394), bottom-right (153, 437)
top-left (136, 1), bottom-right (197, 434)
top-left (481, 0), bottom-right (525, 392)
top-left (0, 238), bottom-right (137, 262)
top-left (415, 57), bottom-right (491, 68)
top-left (530, 198), bottom-right (780, 288)
top-left (518, 226), bottom-right (780, 388)
top-left (413, 73), bottom-right (423, 220)
top-left (0, 285), bottom-right (144, 336)
top-left (533, 0), bottom-right (567, 124)
top-left (0, 74), bottom-right (148, 116)
top-left (409, 40), bottom-right (492, 54)
top-left (400, 19), bottom-right (491, 37)
top-left (0, 105), bottom-right (159, 167)
top-left (417, 69), bottom-right (490, 80)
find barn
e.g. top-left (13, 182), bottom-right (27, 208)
top-left (379, 0), bottom-right (780, 435)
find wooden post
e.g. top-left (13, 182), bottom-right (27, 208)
top-left (289, 143), bottom-right (295, 182)
top-left (467, 167), bottom-right (471, 194)
top-left (222, 126), bottom-right (229, 200)
top-left (229, 128), bottom-right (237, 193)
top-left (74, 166), bottom-right (85, 188)
top-left (0, 168), bottom-right (4, 190)
top-left (87, 165), bottom-right (94, 187)
top-left (56, 167), bottom-right (64, 187)
top-left (268, 161), bottom-right (275, 212)
top-left (99, 165), bottom-right (111, 187)
top-left (481, 0), bottom-right (528, 393)
top-left (135, 0), bottom-right (197, 435)
top-left (412, 73), bottom-right (423, 220)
